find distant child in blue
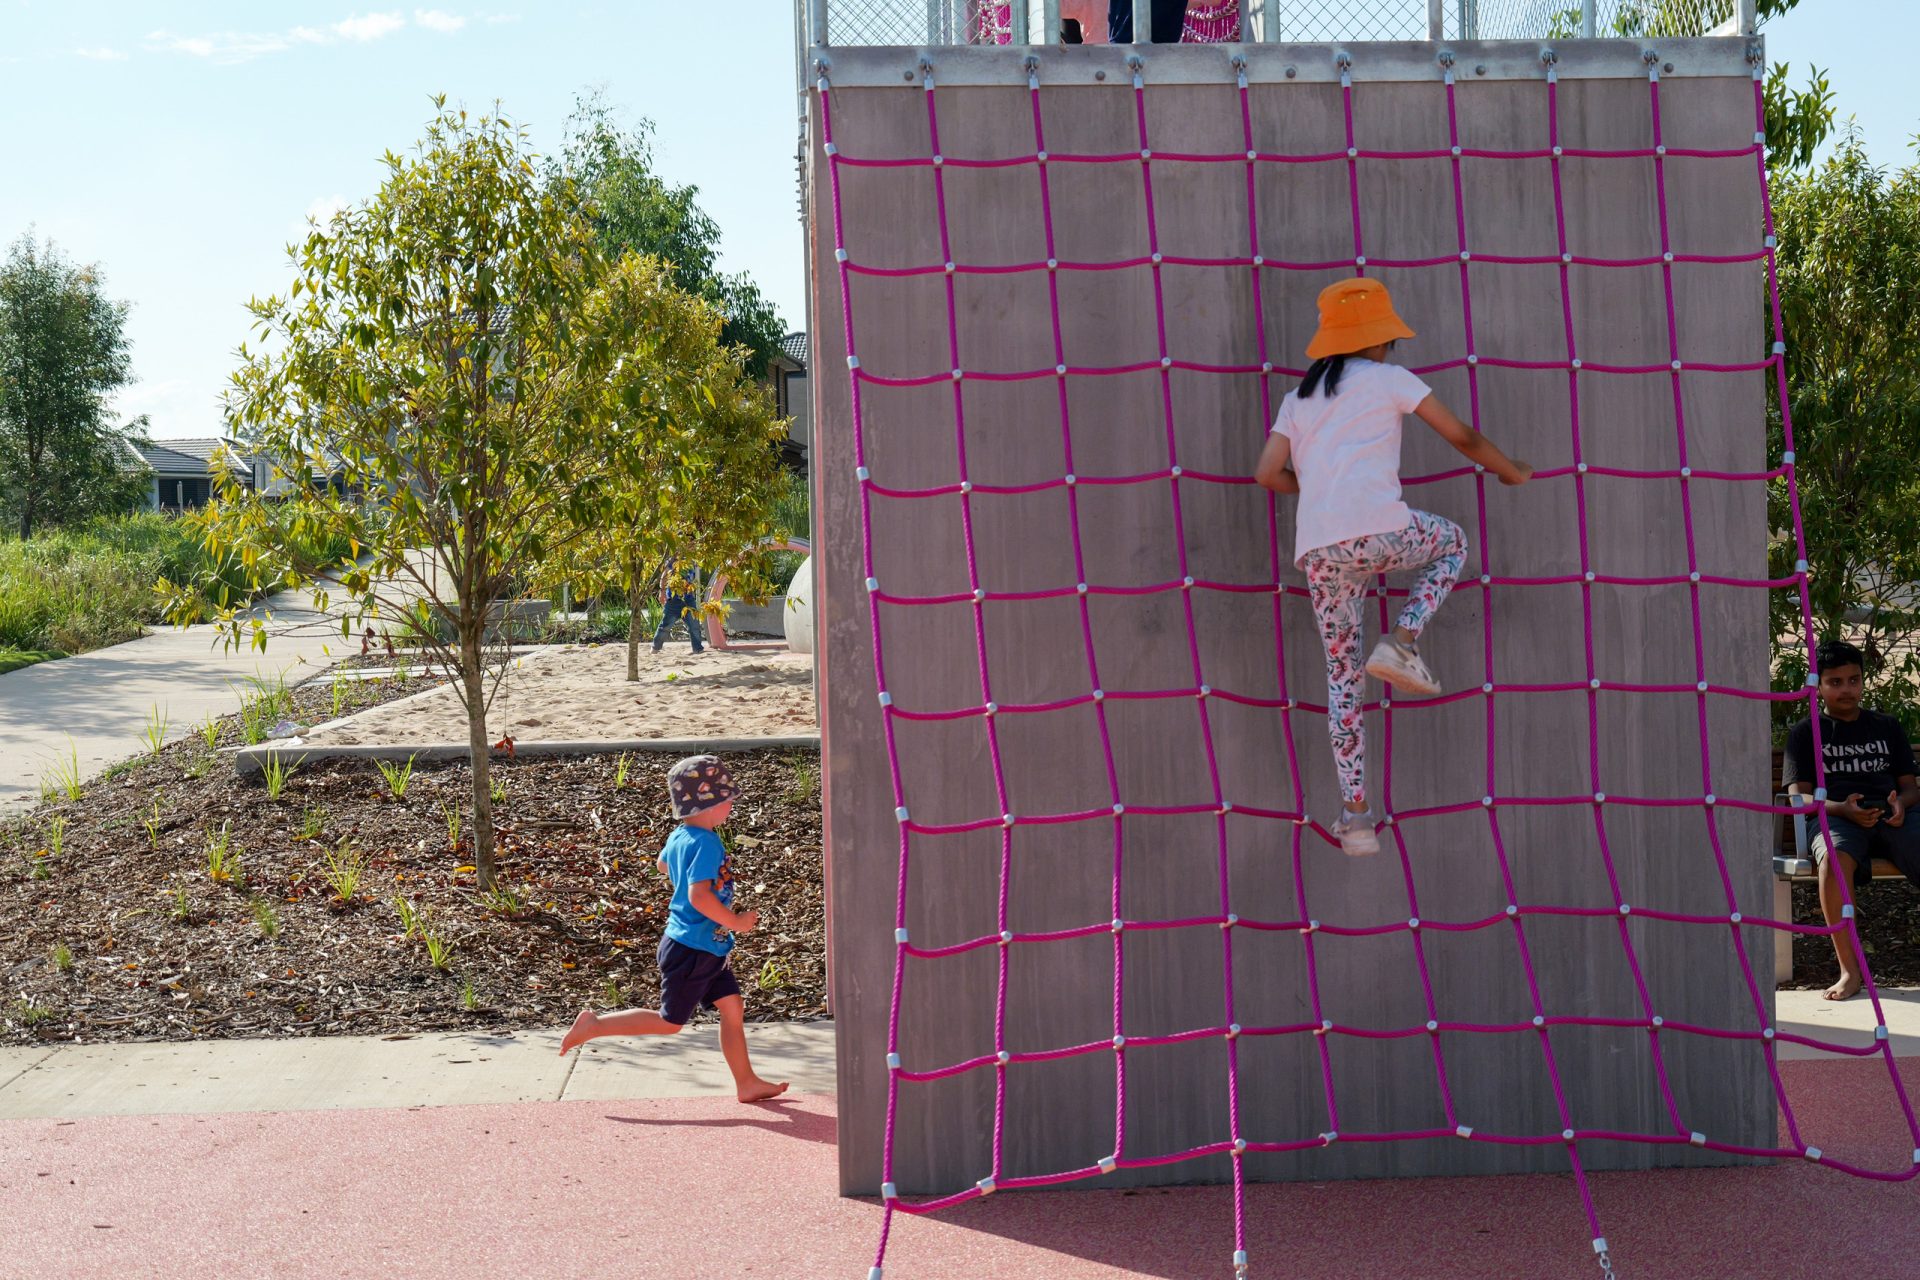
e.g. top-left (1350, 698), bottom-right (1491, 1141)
top-left (560, 755), bottom-right (788, 1103)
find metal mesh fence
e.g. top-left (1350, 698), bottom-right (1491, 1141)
top-left (809, 0), bottom-right (1743, 45)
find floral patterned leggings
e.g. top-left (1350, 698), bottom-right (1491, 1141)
top-left (1302, 510), bottom-right (1468, 806)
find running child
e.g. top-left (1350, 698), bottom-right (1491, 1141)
top-left (1254, 278), bottom-right (1532, 856)
top-left (559, 754), bottom-right (789, 1103)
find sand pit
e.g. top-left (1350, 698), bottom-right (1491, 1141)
top-left (303, 644), bottom-right (815, 746)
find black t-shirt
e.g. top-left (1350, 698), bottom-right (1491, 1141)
top-left (1783, 710), bottom-right (1917, 803)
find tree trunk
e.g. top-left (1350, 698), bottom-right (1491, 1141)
top-left (627, 581), bottom-right (644, 682)
top-left (462, 623), bottom-right (497, 889)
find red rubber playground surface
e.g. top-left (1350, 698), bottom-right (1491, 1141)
top-left (4, 1053), bottom-right (1913, 1279)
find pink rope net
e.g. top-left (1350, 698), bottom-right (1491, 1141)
top-left (818, 48), bottom-right (1920, 1280)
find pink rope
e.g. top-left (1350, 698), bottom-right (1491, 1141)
top-left (815, 50), bottom-right (1920, 1280)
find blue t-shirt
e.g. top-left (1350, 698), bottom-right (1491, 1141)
top-left (660, 825), bottom-right (735, 956)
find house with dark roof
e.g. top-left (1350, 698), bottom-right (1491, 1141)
top-left (125, 438), bottom-right (254, 512)
top-left (772, 331), bottom-right (809, 475)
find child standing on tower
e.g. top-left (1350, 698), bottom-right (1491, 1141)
top-left (1254, 278), bottom-right (1532, 856)
top-left (560, 755), bottom-right (788, 1103)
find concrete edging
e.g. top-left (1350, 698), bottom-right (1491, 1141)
top-left (231, 735), bottom-right (820, 778)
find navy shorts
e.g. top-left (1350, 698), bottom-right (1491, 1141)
top-left (658, 936), bottom-right (741, 1025)
top-left (1811, 814), bottom-right (1920, 890)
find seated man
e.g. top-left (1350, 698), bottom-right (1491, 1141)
top-left (1783, 639), bottom-right (1920, 1000)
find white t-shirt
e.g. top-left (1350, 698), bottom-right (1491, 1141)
top-left (1270, 358), bottom-right (1432, 565)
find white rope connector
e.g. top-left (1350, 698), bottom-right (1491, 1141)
top-left (1355, 255), bottom-right (1368, 267)
top-left (1813, 786), bottom-right (1827, 800)
top-left (1227, 1022), bottom-right (1242, 1038)
top-left (887, 1052), bottom-right (901, 1069)
top-left (1112, 1034), bottom-right (1127, 1049)
top-left (1171, 465), bottom-right (1184, 478)
top-left (999, 930), bottom-right (1013, 946)
top-left (1467, 355), bottom-right (1479, 366)
top-left (1047, 257), bottom-right (1058, 270)
top-left (1253, 255), bottom-right (1265, 267)
top-left (1426, 1019), bottom-right (1439, 1033)
top-left (1076, 582), bottom-right (1088, 594)
top-left (1807, 676), bottom-right (1819, 690)
top-left (1762, 1027), bottom-right (1775, 1040)
top-left (1316, 1019), bottom-right (1333, 1035)
top-left (1140, 148), bottom-right (1151, 161)
top-left (1704, 793), bottom-right (1716, 805)
top-left (835, 248), bottom-right (849, 263)
top-left (1480, 574), bottom-right (1492, 585)
top-left (1181, 575), bottom-right (1194, 589)
top-left (1261, 361), bottom-right (1273, 373)
top-left (1619, 903), bottom-right (1631, 915)
top-left (882, 1180), bottom-right (898, 1200)
top-left (1803, 1147), bottom-right (1822, 1163)
top-left (1111, 916), bottom-right (1125, 933)
top-left (1663, 251), bottom-right (1674, 263)
top-left (1506, 904), bottom-right (1519, 916)
top-left (1563, 1128), bottom-right (1576, 1142)
top-left (1222, 913), bottom-right (1239, 929)
top-left (959, 479), bottom-right (973, 494)
top-left (1483, 795), bottom-right (1494, 807)
top-left (1160, 355), bottom-right (1173, 368)
top-left (1001, 813), bottom-right (1013, 828)
top-left (1198, 684), bottom-right (1211, 698)
top-left (856, 465), bottom-right (871, 481)
top-left (977, 1175), bottom-right (996, 1193)
top-left (1594, 792), bottom-right (1606, 803)
top-left (1765, 234), bottom-right (1777, 249)
top-left (1092, 688), bottom-right (1105, 701)
top-left (1794, 557), bottom-right (1807, 571)
top-left (1697, 682), bottom-right (1709, 693)
top-left (1651, 1015), bottom-right (1664, 1027)
top-left (1562, 251), bottom-right (1573, 264)
top-left (1584, 570), bottom-right (1596, 582)
top-left (997, 1049), bottom-right (1011, 1064)
top-left (1590, 678), bottom-right (1602, 690)
top-left (1037, 150), bottom-right (1048, 162)
top-left (878, 691), bottom-right (893, 707)
top-left (1247, 149), bottom-right (1257, 161)
top-left (1460, 250), bottom-right (1472, 262)
top-left (985, 701), bottom-right (998, 715)
top-left (893, 808), bottom-right (909, 825)
top-left (1533, 1015), bottom-right (1546, 1028)
top-left (1773, 340), bottom-right (1786, 355)
top-left (971, 587), bottom-right (985, 602)
top-left (951, 368), bottom-right (964, 382)
top-left (1689, 1131), bottom-right (1706, 1146)
top-left (943, 261), bottom-right (955, 274)
top-left (1099, 1155), bottom-right (1117, 1173)
top-left (1112, 801), bottom-right (1124, 814)
top-left (931, 154), bottom-right (944, 167)
top-left (1221, 800), bottom-right (1233, 813)
top-left (1842, 903), bottom-right (1854, 919)
top-left (1754, 131), bottom-right (1766, 145)
top-left (1592, 1238), bottom-right (1610, 1256)
top-left (1483, 682), bottom-right (1494, 694)
top-left (1456, 1124), bottom-right (1474, 1138)
top-left (1552, 145), bottom-right (1563, 157)
top-left (847, 354), bottom-right (860, 370)
top-left (824, 142), bottom-right (839, 156)
top-left (1056, 363), bottom-right (1068, 377)
top-left (1875, 1024), bottom-right (1888, 1041)
top-left (895, 926), bottom-right (909, 942)
top-left (1305, 918), bottom-right (1320, 932)
top-left (1655, 144), bottom-right (1667, 156)
top-left (1671, 359), bottom-right (1683, 371)
top-left (1233, 1137), bottom-right (1247, 1155)
top-left (1151, 251), bottom-right (1163, 265)
top-left (1451, 145), bottom-right (1462, 156)
top-left (1347, 146), bottom-right (1358, 158)
top-left (866, 575), bottom-right (879, 591)
top-left (1321, 1130), bottom-right (1339, 1144)
top-left (1730, 911), bottom-right (1743, 924)
top-left (1408, 916), bottom-right (1421, 930)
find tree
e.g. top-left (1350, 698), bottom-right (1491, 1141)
top-left (1767, 133), bottom-right (1920, 727)
top-left (544, 286), bottom-right (789, 683)
top-left (553, 93), bottom-right (789, 378)
top-left (0, 234), bottom-right (144, 538)
top-left (165, 102), bottom-right (774, 887)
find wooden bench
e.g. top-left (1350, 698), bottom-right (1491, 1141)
top-left (1771, 787), bottom-right (1904, 985)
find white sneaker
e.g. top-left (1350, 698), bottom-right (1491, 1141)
top-left (1331, 808), bottom-right (1380, 857)
top-left (1365, 637), bottom-right (1441, 697)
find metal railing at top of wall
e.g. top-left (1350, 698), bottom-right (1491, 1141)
top-left (802, 0), bottom-right (1756, 47)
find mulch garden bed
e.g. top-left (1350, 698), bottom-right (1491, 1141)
top-left (1788, 879), bottom-right (1920, 990)
top-left (0, 676), bottom-right (825, 1045)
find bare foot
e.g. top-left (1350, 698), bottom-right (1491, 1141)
top-left (559, 1007), bottom-right (598, 1055)
top-left (738, 1078), bottom-right (789, 1103)
top-left (1823, 972), bottom-right (1863, 1001)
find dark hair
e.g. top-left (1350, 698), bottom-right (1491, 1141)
top-left (1815, 638), bottom-right (1865, 676)
top-left (1060, 17), bottom-right (1083, 41)
top-left (1298, 354), bottom-right (1347, 399)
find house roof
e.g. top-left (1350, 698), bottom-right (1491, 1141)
top-left (780, 332), bottom-right (808, 370)
top-left (132, 438), bottom-right (235, 475)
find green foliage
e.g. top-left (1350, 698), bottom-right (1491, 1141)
top-left (199, 716), bottom-right (222, 751)
top-left (1768, 132), bottom-right (1920, 731)
top-left (0, 647), bottom-right (61, 674)
top-left (0, 513), bottom-right (245, 655)
top-left (555, 93), bottom-right (788, 378)
top-left (439, 797), bottom-right (462, 848)
top-left (612, 752), bottom-right (632, 790)
top-left (261, 752), bottom-right (297, 800)
top-left (204, 821), bottom-right (242, 884)
top-left (375, 754), bottom-right (416, 799)
top-left (140, 704), bottom-right (169, 759)
top-left (44, 815), bottom-right (66, 860)
top-left (0, 234), bottom-right (143, 539)
top-left (251, 895), bottom-right (281, 939)
top-left (143, 796), bottom-right (163, 849)
top-left (171, 884), bottom-right (192, 922)
top-left (39, 740), bottom-right (82, 802)
top-left (297, 804), bottom-right (327, 841)
top-left (479, 880), bottom-right (524, 916)
top-left (393, 895), bottom-right (422, 938)
top-left (320, 838), bottom-right (363, 903)
top-left (50, 942), bottom-right (73, 973)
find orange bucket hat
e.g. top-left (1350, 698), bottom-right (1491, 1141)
top-left (1305, 277), bottom-right (1416, 360)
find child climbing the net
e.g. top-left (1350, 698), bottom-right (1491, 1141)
top-left (1254, 278), bottom-right (1532, 856)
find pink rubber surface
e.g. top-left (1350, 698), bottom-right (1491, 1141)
top-left (4, 1054), bottom-right (1914, 1278)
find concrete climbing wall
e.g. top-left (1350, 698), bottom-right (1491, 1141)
top-left (812, 40), bottom-right (1774, 1195)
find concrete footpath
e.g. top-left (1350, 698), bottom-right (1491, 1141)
top-left (0, 590), bottom-right (347, 812)
top-left (0, 1020), bottom-right (837, 1118)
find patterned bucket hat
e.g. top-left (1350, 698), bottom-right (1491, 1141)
top-left (667, 755), bottom-right (738, 819)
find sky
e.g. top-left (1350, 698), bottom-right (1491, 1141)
top-left (0, 2), bottom-right (1911, 441)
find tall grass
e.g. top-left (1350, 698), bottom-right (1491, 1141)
top-left (0, 514), bottom-right (244, 657)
